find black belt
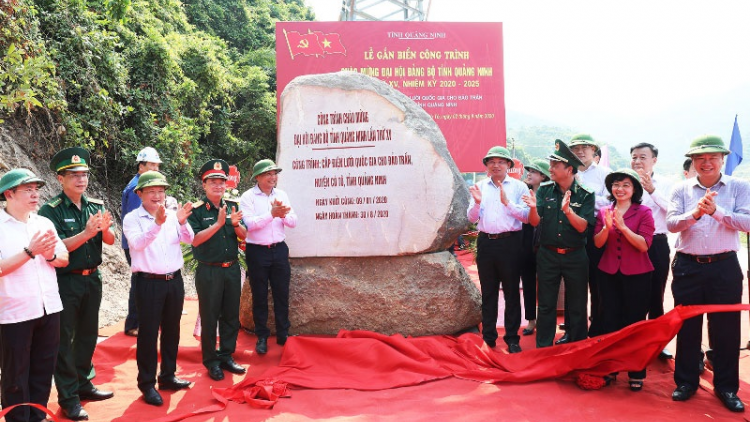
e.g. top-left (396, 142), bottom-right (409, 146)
top-left (136, 270), bottom-right (181, 280)
top-left (543, 245), bottom-right (581, 255)
top-left (677, 251), bottom-right (735, 264)
top-left (197, 260), bottom-right (237, 268)
top-left (653, 233), bottom-right (668, 240)
top-left (69, 267), bottom-right (98, 276)
top-left (479, 231), bottom-right (519, 240)
top-left (248, 242), bottom-right (283, 249)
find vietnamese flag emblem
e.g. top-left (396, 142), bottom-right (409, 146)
top-left (313, 31), bottom-right (347, 56)
top-left (284, 29), bottom-right (324, 58)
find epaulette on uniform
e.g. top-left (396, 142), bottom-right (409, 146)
top-left (88, 197), bottom-right (104, 205)
top-left (540, 180), bottom-right (554, 187)
top-left (193, 200), bottom-right (205, 208)
top-left (47, 197), bottom-right (63, 208)
top-left (576, 183), bottom-right (594, 194)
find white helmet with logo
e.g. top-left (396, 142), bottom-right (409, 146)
top-left (136, 147), bottom-right (162, 163)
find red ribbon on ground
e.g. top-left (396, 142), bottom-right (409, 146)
top-left (0, 403), bottom-right (59, 421)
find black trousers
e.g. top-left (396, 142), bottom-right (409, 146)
top-left (672, 253), bottom-right (742, 393)
top-left (123, 249), bottom-right (139, 332)
top-left (195, 263), bottom-right (241, 368)
top-left (520, 242), bottom-right (537, 321)
top-left (245, 242), bottom-right (291, 338)
top-left (0, 312), bottom-right (60, 422)
top-left (599, 270), bottom-right (652, 379)
top-left (476, 231), bottom-right (522, 346)
top-left (646, 235), bottom-right (671, 319)
top-left (135, 271), bottom-right (184, 392)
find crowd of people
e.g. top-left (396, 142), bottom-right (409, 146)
top-left (0, 132), bottom-right (748, 420)
top-left (0, 148), bottom-right (294, 421)
top-left (469, 134), bottom-right (750, 413)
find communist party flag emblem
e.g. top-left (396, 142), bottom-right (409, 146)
top-left (283, 29), bottom-right (346, 59)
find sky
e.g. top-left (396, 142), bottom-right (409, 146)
top-left (303, 0), bottom-right (750, 163)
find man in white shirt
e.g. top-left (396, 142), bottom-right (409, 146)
top-left (0, 168), bottom-right (69, 422)
top-left (123, 171), bottom-right (194, 407)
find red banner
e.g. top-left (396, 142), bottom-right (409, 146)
top-left (276, 22), bottom-right (505, 172)
top-left (226, 165), bottom-right (240, 189)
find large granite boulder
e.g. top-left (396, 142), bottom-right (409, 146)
top-left (240, 251), bottom-right (481, 336)
top-left (276, 71), bottom-right (469, 258)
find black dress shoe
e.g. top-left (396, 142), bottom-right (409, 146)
top-left (208, 365), bottom-right (224, 381)
top-left (277, 334), bottom-right (288, 346)
top-left (555, 333), bottom-right (569, 345)
top-left (220, 358), bottom-right (246, 374)
top-left (558, 323), bottom-right (567, 331)
top-left (522, 327), bottom-right (535, 336)
top-left (672, 385), bottom-right (697, 401)
top-left (142, 387), bottom-right (163, 406)
top-left (716, 391), bottom-right (745, 412)
top-left (158, 376), bottom-right (191, 391)
top-left (256, 337), bottom-right (268, 354)
top-left (62, 403), bottom-right (89, 421)
top-left (658, 348), bottom-right (673, 360)
top-left (78, 387), bottom-right (114, 401)
top-left (484, 339), bottom-right (496, 348)
top-left (508, 343), bottom-right (522, 354)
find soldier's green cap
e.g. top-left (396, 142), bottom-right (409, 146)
top-left (568, 133), bottom-right (599, 151)
top-left (524, 159), bottom-right (551, 178)
top-left (605, 168), bottom-right (643, 200)
top-left (482, 146), bottom-right (514, 167)
top-left (684, 135), bottom-right (731, 157)
top-left (251, 159), bottom-right (282, 180)
top-left (548, 139), bottom-right (584, 169)
top-left (199, 159), bottom-right (229, 181)
top-left (50, 147), bottom-right (90, 173)
top-left (0, 168), bottom-right (45, 201)
top-left (135, 171), bottom-right (170, 191)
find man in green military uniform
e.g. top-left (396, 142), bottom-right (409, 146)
top-left (38, 147), bottom-right (115, 421)
top-left (188, 159), bottom-right (248, 381)
top-left (523, 139), bottom-right (596, 348)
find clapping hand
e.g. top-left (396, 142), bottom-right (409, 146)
top-left (271, 199), bottom-right (290, 218)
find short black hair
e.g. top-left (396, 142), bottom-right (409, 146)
top-left (683, 158), bottom-right (692, 172)
top-left (630, 142), bottom-right (658, 157)
top-left (607, 174), bottom-right (643, 205)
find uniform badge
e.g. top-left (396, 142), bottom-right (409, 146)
top-left (214, 162), bottom-right (222, 170)
top-left (71, 155), bottom-right (81, 163)
top-left (555, 142), bottom-right (560, 151)
top-left (206, 202), bottom-right (210, 210)
top-left (570, 202), bottom-right (582, 207)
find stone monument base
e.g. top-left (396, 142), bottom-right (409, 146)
top-left (240, 251), bottom-right (481, 337)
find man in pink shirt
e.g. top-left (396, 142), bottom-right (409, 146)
top-left (240, 159), bottom-right (297, 355)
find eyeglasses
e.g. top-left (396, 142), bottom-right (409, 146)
top-left (13, 187), bottom-right (41, 194)
top-left (64, 172), bottom-right (89, 180)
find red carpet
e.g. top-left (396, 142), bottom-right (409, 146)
top-left (41, 249), bottom-right (750, 422)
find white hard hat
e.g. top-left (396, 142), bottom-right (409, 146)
top-left (136, 147), bottom-right (162, 163)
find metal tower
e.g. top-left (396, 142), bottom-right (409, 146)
top-left (339, 0), bottom-right (431, 21)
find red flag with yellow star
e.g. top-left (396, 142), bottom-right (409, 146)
top-left (313, 31), bottom-right (347, 56)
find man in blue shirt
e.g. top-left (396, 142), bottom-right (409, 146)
top-left (121, 147), bottom-right (162, 337)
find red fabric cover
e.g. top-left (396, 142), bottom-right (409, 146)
top-left (154, 304), bottom-right (748, 422)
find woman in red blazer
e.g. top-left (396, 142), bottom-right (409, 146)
top-left (594, 168), bottom-right (655, 392)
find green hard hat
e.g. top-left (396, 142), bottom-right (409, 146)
top-left (684, 135), bottom-right (731, 157)
top-left (605, 168), bottom-right (643, 201)
top-left (251, 159), bottom-right (282, 180)
top-left (50, 146), bottom-right (90, 173)
top-left (568, 133), bottom-right (599, 151)
top-left (524, 159), bottom-right (551, 178)
top-left (135, 171), bottom-right (170, 191)
top-left (547, 139), bottom-right (584, 169)
top-left (0, 168), bottom-right (45, 201)
top-left (482, 146), bottom-right (514, 167)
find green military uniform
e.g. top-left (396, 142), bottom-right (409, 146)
top-left (37, 148), bottom-right (108, 412)
top-left (534, 140), bottom-right (596, 348)
top-left (187, 159), bottom-right (244, 370)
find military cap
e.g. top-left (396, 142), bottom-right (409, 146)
top-left (135, 171), bottom-right (170, 191)
top-left (199, 159), bottom-right (229, 181)
top-left (0, 168), bottom-right (45, 201)
top-left (483, 146), bottom-right (515, 167)
top-left (50, 147), bottom-right (90, 173)
top-left (605, 168), bottom-right (643, 202)
top-left (684, 135), bottom-right (731, 157)
top-left (548, 139), bottom-right (584, 168)
top-left (568, 133), bottom-right (599, 151)
top-left (524, 159), bottom-right (551, 179)
top-left (251, 159), bottom-right (282, 180)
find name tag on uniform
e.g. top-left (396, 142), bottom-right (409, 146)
top-left (570, 202), bottom-right (582, 207)
top-left (203, 217), bottom-right (215, 221)
top-left (64, 218), bottom-right (76, 222)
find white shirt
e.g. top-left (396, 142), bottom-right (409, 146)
top-left (576, 162), bottom-right (611, 212)
top-left (641, 172), bottom-right (672, 235)
top-left (240, 186), bottom-right (297, 245)
top-left (123, 206), bottom-right (194, 274)
top-left (0, 209), bottom-right (65, 324)
top-left (467, 176), bottom-right (529, 233)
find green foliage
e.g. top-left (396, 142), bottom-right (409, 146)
top-left (3, 0), bottom-right (314, 201)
